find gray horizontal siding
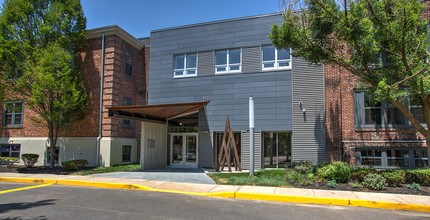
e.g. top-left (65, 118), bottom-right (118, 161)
top-left (292, 57), bottom-right (325, 164)
top-left (241, 131), bottom-right (262, 169)
top-left (242, 46), bottom-right (261, 73)
top-left (198, 51), bottom-right (214, 76)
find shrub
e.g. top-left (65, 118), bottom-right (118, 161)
top-left (351, 165), bottom-right (377, 182)
top-left (21, 154), bottom-right (39, 168)
top-left (316, 161), bottom-right (352, 183)
top-left (380, 170), bottom-right (405, 187)
top-left (327, 180), bottom-right (337, 188)
top-left (406, 182), bottom-right (421, 191)
top-left (404, 169), bottom-right (430, 186)
top-left (286, 169), bottom-right (314, 186)
top-left (61, 159), bottom-right (88, 171)
top-left (294, 164), bottom-right (312, 174)
top-left (292, 160), bottom-right (313, 167)
top-left (0, 157), bottom-right (19, 168)
top-left (348, 182), bottom-right (363, 188)
top-left (362, 173), bottom-right (387, 190)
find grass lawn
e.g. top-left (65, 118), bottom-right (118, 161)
top-left (208, 169), bottom-right (290, 187)
top-left (69, 164), bottom-right (140, 175)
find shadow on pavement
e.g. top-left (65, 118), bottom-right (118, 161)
top-left (0, 199), bottom-right (57, 214)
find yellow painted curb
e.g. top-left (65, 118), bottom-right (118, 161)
top-left (1, 177), bottom-right (429, 213)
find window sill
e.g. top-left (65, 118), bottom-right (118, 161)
top-left (262, 67), bottom-right (292, 72)
top-left (173, 74), bottom-right (197, 78)
top-left (3, 125), bottom-right (23, 129)
top-left (354, 126), bottom-right (421, 132)
top-left (215, 71), bottom-right (241, 75)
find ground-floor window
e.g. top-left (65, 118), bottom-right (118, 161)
top-left (122, 145), bottom-right (132, 163)
top-left (263, 132), bottom-right (291, 168)
top-left (47, 146), bottom-right (59, 164)
top-left (355, 148), bottom-right (428, 169)
top-left (214, 132), bottom-right (241, 167)
top-left (1, 144), bottom-right (21, 158)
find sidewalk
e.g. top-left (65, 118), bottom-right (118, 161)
top-left (1, 172), bottom-right (429, 213)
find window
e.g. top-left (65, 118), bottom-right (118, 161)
top-left (354, 90), bottom-right (424, 127)
top-left (124, 49), bottom-right (134, 77)
top-left (215, 49), bottom-right (241, 73)
top-left (122, 145), bottom-right (132, 163)
top-left (261, 46), bottom-right (291, 70)
top-left (174, 53), bottom-right (197, 77)
top-left (364, 93), bottom-right (382, 125)
top-left (358, 149), bottom-right (382, 168)
top-left (1, 145), bottom-right (20, 158)
top-left (47, 146), bottom-right (59, 164)
top-left (122, 98), bottom-right (132, 127)
top-left (414, 150), bottom-right (428, 168)
top-left (356, 148), bottom-right (427, 169)
top-left (3, 102), bottom-right (23, 127)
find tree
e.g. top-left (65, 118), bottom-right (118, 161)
top-left (270, 0), bottom-right (430, 166)
top-left (0, 0), bottom-right (88, 167)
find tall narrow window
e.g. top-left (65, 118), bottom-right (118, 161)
top-left (125, 49), bottom-right (134, 77)
top-left (122, 97), bottom-right (132, 127)
top-left (364, 93), bottom-right (382, 125)
top-left (122, 145), bottom-right (132, 163)
top-left (215, 49), bottom-right (241, 73)
top-left (174, 53), bottom-right (197, 77)
top-left (3, 102), bottom-right (23, 127)
top-left (47, 146), bottom-right (59, 164)
top-left (262, 46), bottom-right (291, 70)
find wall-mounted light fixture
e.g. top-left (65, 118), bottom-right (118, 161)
top-left (299, 101), bottom-right (306, 112)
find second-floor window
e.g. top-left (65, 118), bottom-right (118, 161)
top-left (174, 53), bottom-right (197, 77)
top-left (262, 46), bottom-right (291, 70)
top-left (3, 102), bottom-right (23, 127)
top-left (354, 90), bottom-right (424, 127)
top-left (125, 49), bottom-right (134, 77)
top-left (122, 97), bottom-right (132, 127)
top-left (215, 49), bottom-right (241, 73)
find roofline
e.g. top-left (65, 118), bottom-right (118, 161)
top-left (86, 25), bottom-right (145, 50)
top-left (151, 12), bottom-right (282, 33)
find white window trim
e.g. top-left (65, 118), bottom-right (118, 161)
top-left (261, 46), bottom-right (292, 71)
top-left (215, 49), bottom-right (242, 74)
top-left (174, 53), bottom-right (198, 78)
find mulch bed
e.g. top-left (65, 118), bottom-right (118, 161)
top-left (291, 181), bottom-right (430, 196)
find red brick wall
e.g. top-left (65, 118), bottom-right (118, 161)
top-left (0, 35), bottom-right (148, 143)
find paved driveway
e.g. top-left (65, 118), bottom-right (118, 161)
top-left (89, 168), bottom-right (216, 185)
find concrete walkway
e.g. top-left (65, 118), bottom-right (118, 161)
top-left (89, 168), bottom-right (216, 185)
top-left (1, 172), bottom-right (429, 213)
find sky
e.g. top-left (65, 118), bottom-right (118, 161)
top-left (0, 0), bottom-right (285, 38)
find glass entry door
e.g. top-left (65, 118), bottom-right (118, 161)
top-left (170, 133), bottom-right (198, 168)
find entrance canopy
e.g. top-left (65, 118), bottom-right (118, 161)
top-left (108, 101), bottom-right (210, 123)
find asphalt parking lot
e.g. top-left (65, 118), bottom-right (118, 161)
top-left (1, 182), bottom-right (430, 220)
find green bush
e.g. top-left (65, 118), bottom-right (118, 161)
top-left (286, 169), bottom-right (314, 186)
top-left (61, 159), bottom-right (88, 171)
top-left (348, 182), bottom-right (363, 188)
top-left (0, 157), bottom-right (19, 168)
top-left (316, 161), bottom-right (352, 183)
top-left (294, 163), bottom-right (313, 174)
top-left (406, 182), bottom-right (421, 191)
top-left (380, 170), bottom-right (405, 187)
top-left (21, 154), bottom-right (39, 168)
top-left (327, 180), bottom-right (337, 188)
top-left (351, 165), bottom-right (377, 182)
top-left (362, 173), bottom-right (387, 190)
top-left (404, 169), bottom-right (430, 186)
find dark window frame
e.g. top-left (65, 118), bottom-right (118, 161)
top-left (122, 145), bottom-right (132, 163)
top-left (354, 90), bottom-right (424, 129)
top-left (124, 48), bottom-right (134, 78)
top-left (122, 97), bottom-right (132, 128)
top-left (3, 101), bottom-right (24, 127)
top-left (47, 146), bottom-right (60, 165)
top-left (0, 144), bottom-right (21, 159)
top-left (355, 148), bottom-right (426, 169)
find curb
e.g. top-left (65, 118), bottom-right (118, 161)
top-left (1, 177), bottom-right (429, 213)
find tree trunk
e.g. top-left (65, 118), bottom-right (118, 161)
top-left (48, 123), bottom-right (57, 168)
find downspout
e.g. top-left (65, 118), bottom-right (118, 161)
top-left (96, 33), bottom-right (105, 167)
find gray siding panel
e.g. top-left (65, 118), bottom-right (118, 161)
top-left (292, 57), bottom-right (325, 164)
top-left (242, 46), bottom-right (261, 73)
top-left (241, 131), bottom-right (262, 169)
top-left (198, 51), bottom-right (214, 76)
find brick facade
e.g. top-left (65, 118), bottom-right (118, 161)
top-left (325, 0), bottom-right (430, 165)
top-left (0, 26), bottom-right (148, 166)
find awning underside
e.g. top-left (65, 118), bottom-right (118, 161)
top-left (108, 101), bottom-right (209, 123)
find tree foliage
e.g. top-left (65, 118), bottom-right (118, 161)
top-left (270, 0), bottom-right (430, 166)
top-left (0, 0), bottom-right (88, 167)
